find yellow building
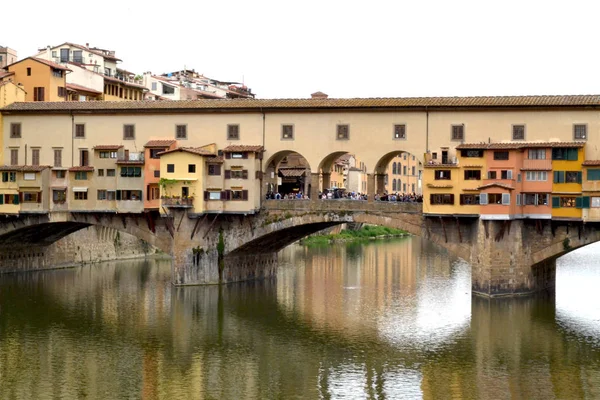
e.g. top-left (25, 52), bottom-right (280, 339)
top-left (385, 152), bottom-right (423, 194)
top-left (0, 80), bottom-right (26, 165)
top-left (3, 57), bottom-right (70, 102)
top-left (551, 145), bottom-right (585, 220)
top-left (0, 166), bottom-right (50, 214)
top-left (582, 160), bottom-right (600, 222)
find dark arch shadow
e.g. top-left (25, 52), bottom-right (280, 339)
top-left (0, 222), bottom-right (92, 246)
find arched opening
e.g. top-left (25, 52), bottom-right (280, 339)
top-left (374, 151), bottom-right (424, 200)
top-left (316, 152), bottom-right (369, 199)
top-left (264, 151), bottom-right (312, 199)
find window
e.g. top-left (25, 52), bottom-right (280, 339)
top-left (118, 190), bottom-right (142, 201)
top-left (150, 148), bottom-right (164, 159)
top-left (75, 124), bottom-right (85, 138)
top-left (231, 152), bottom-right (244, 159)
top-left (560, 197), bottom-right (577, 208)
top-left (525, 171), bottom-right (548, 181)
top-left (21, 192), bottom-right (39, 203)
top-left (57, 87), bottom-right (66, 98)
top-left (10, 149), bottom-right (18, 165)
top-left (54, 149), bottom-right (62, 167)
top-left (282, 124), bottom-right (294, 139)
top-left (74, 192), bottom-right (88, 200)
top-left (392, 162), bottom-right (397, 174)
top-left (151, 82), bottom-right (157, 91)
top-left (512, 125), bottom-right (525, 140)
top-left (488, 193), bottom-right (503, 204)
top-left (592, 197), bottom-right (600, 208)
top-left (10, 123), bottom-right (21, 138)
top-left (404, 154), bottom-right (407, 160)
top-left (33, 87), bottom-right (45, 101)
top-left (188, 164), bottom-right (196, 173)
top-left (208, 164), bottom-right (221, 175)
top-left (403, 183), bottom-right (407, 192)
top-left (528, 149), bottom-right (546, 159)
top-left (552, 148), bottom-right (578, 161)
top-left (97, 190), bottom-right (107, 200)
top-left (167, 164), bottom-right (175, 173)
top-left (99, 151), bottom-right (118, 159)
top-left (430, 194), bottom-right (454, 205)
top-left (123, 124), bottom-right (135, 140)
top-left (2, 172), bottom-right (16, 182)
top-left (487, 171), bottom-right (497, 179)
top-left (392, 179), bottom-right (397, 191)
top-left (80, 150), bottom-right (89, 166)
top-left (27, 67), bottom-right (31, 76)
top-left (98, 169), bottom-right (104, 177)
top-left (75, 171), bottom-right (88, 180)
top-left (154, 170), bottom-right (160, 178)
top-left (524, 193), bottom-right (549, 206)
top-left (337, 124), bottom-right (349, 140)
top-left (230, 189), bottom-right (248, 201)
top-left (120, 167), bottom-right (142, 177)
top-left (412, 166), bottom-right (415, 176)
top-left (53, 190), bottom-right (66, 203)
top-left (464, 170), bottom-right (481, 180)
top-left (227, 124), bottom-right (240, 140)
top-left (31, 149), bottom-right (40, 166)
top-left (150, 187), bottom-right (160, 200)
top-left (107, 169), bottom-right (116, 177)
top-left (574, 124), bottom-right (587, 140)
top-left (565, 171), bottom-right (582, 183)
top-left (588, 169), bottom-right (600, 181)
top-left (393, 124), bottom-right (406, 139)
top-left (107, 191), bottom-right (116, 200)
top-left (460, 194), bottom-right (480, 205)
top-left (55, 170), bottom-right (66, 179)
top-left (52, 70), bottom-right (63, 78)
top-left (434, 170), bottom-right (451, 180)
top-left (494, 151), bottom-right (509, 160)
top-left (176, 125), bottom-right (187, 139)
top-left (208, 191), bottom-right (222, 200)
top-left (432, 152), bottom-right (437, 160)
top-left (23, 172), bottom-right (35, 181)
top-left (451, 125), bottom-right (464, 140)
top-left (228, 169), bottom-right (248, 179)
top-left (500, 170), bottom-right (513, 180)
top-left (460, 149), bottom-right (484, 158)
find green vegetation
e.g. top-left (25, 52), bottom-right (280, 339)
top-left (300, 225), bottom-right (409, 246)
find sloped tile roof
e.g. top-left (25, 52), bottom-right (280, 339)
top-left (157, 147), bottom-right (215, 157)
top-left (144, 139), bottom-right (176, 148)
top-left (222, 145), bottom-right (264, 153)
top-left (457, 141), bottom-right (585, 150)
top-left (68, 166), bottom-right (94, 172)
top-left (477, 182), bottom-right (515, 190)
top-left (93, 144), bottom-right (123, 150)
top-left (424, 163), bottom-right (460, 168)
top-left (66, 83), bottom-right (102, 95)
top-left (4, 95), bottom-right (600, 113)
top-left (116, 160), bottom-right (144, 165)
top-left (206, 156), bottom-right (224, 163)
top-left (582, 160), bottom-right (600, 166)
top-left (0, 165), bottom-right (50, 172)
top-left (278, 168), bottom-right (306, 177)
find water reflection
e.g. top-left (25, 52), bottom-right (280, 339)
top-left (0, 238), bottom-right (598, 399)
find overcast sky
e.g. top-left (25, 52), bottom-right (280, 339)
top-left (3, 0), bottom-right (599, 99)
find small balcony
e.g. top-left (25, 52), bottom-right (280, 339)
top-left (161, 197), bottom-right (194, 208)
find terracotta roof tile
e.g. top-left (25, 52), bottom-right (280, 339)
top-left (222, 145), bottom-right (264, 153)
top-left (457, 141), bottom-right (586, 150)
top-left (66, 83), bottom-right (102, 95)
top-left (68, 166), bottom-right (94, 172)
top-left (426, 183), bottom-right (454, 188)
top-left (144, 139), bottom-right (176, 148)
top-left (158, 147), bottom-right (215, 157)
top-left (103, 75), bottom-right (146, 90)
top-left (5, 95), bottom-right (600, 113)
top-left (0, 71), bottom-right (14, 79)
top-left (424, 163), bottom-right (460, 168)
top-left (0, 165), bottom-right (50, 172)
top-left (206, 156), bottom-right (224, 163)
top-left (477, 183), bottom-right (515, 190)
top-left (93, 145), bottom-right (123, 150)
top-left (116, 160), bottom-right (144, 165)
top-left (582, 160), bottom-right (600, 166)
top-left (279, 168), bottom-right (306, 177)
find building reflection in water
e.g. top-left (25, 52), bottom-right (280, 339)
top-left (0, 239), bottom-right (598, 398)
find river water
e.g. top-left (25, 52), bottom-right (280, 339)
top-left (0, 237), bottom-right (599, 399)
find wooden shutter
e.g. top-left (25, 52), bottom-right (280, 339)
top-left (146, 185), bottom-right (150, 201)
top-left (225, 152), bottom-right (231, 159)
top-left (582, 196), bottom-right (591, 208)
top-left (507, 170), bottom-right (513, 180)
top-left (242, 152), bottom-right (248, 159)
top-left (577, 171), bottom-right (582, 184)
top-left (221, 191), bottom-right (227, 200)
top-left (204, 191), bottom-right (209, 201)
top-left (224, 170), bottom-right (231, 179)
top-left (242, 170), bottom-right (248, 179)
top-left (37, 192), bottom-right (42, 203)
top-left (502, 193), bottom-right (510, 205)
top-left (13, 194), bottom-right (19, 205)
top-left (552, 196), bottom-right (560, 208)
top-left (255, 170), bottom-right (262, 179)
top-left (576, 197), bottom-right (583, 209)
top-left (215, 165), bottom-right (221, 175)
top-left (18, 192), bottom-right (23, 204)
top-left (242, 190), bottom-right (248, 200)
top-left (479, 193), bottom-right (488, 205)
top-left (32, 149), bottom-right (40, 166)
top-left (116, 190), bottom-right (121, 200)
top-left (227, 190), bottom-right (232, 200)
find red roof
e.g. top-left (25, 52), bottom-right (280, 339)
top-left (0, 165), bottom-right (50, 172)
top-left (66, 83), bottom-right (102, 95)
top-left (206, 156), bottom-right (224, 163)
top-left (477, 182), bottom-right (515, 191)
top-left (32, 57), bottom-right (71, 71)
top-left (457, 141), bottom-right (585, 150)
top-left (0, 71), bottom-right (14, 79)
top-left (116, 160), bottom-right (144, 165)
top-left (222, 145), bottom-right (264, 153)
top-left (68, 166), bottom-right (94, 172)
top-left (582, 160), bottom-right (600, 166)
top-left (158, 147), bottom-right (215, 157)
top-left (144, 139), bottom-right (176, 148)
top-left (93, 145), bottom-right (123, 150)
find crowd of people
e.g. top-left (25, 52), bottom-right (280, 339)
top-left (265, 190), bottom-right (423, 203)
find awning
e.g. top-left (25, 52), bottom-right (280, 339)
top-left (51, 186), bottom-right (67, 190)
top-left (73, 187), bottom-right (88, 192)
top-left (0, 189), bottom-right (18, 194)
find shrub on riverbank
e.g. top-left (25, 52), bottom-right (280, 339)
top-left (300, 225), bottom-right (409, 245)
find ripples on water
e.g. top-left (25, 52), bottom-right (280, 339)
top-left (0, 237), bottom-right (598, 399)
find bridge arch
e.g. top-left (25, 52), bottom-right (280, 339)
top-left (264, 150), bottom-right (313, 197)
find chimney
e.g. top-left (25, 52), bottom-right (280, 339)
top-left (46, 46), bottom-right (51, 61)
top-left (86, 43), bottom-right (89, 48)
top-left (311, 91), bottom-right (328, 99)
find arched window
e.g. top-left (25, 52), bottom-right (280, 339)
top-left (392, 179), bottom-right (396, 191)
top-left (392, 162), bottom-right (397, 175)
top-left (398, 180), bottom-right (401, 191)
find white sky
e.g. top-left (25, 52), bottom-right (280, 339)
top-left (3, 0), bottom-right (599, 99)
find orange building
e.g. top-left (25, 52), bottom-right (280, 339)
top-left (144, 140), bottom-right (177, 211)
top-left (3, 57), bottom-right (70, 102)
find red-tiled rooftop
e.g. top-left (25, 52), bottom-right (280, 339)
top-left (477, 182), bottom-right (515, 190)
top-left (278, 168), bottom-right (306, 177)
top-left (68, 166), bottom-right (94, 172)
top-left (116, 160), bottom-right (144, 165)
top-left (157, 147), bottom-right (215, 157)
top-left (582, 160), bottom-right (600, 166)
top-left (206, 156), bottom-right (224, 163)
top-left (144, 139), bottom-right (176, 148)
top-left (93, 144), bottom-right (123, 150)
top-left (0, 165), bottom-right (50, 172)
top-left (5, 95), bottom-right (600, 113)
top-left (457, 141), bottom-right (586, 150)
top-left (66, 83), bottom-right (103, 95)
top-left (222, 145), bottom-right (264, 153)
top-left (6, 57), bottom-right (72, 71)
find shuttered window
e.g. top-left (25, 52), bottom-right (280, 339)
top-left (33, 87), bottom-right (45, 101)
top-left (31, 149), bottom-right (40, 166)
top-left (54, 149), bottom-right (62, 167)
top-left (10, 149), bottom-right (18, 166)
top-left (10, 123), bottom-right (21, 138)
top-left (393, 124), bottom-right (406, 139)
top-left (227, 124), bottom-right (240, 140)
top-left (502, 193), bottom-right (510, 205)
top-left (175, 125), bottom-right (187, 139)
top-left (451, 125), bottom-right (464, 140)
top-left (587, 169), bottom-right (600, 181)
top-left (75, 124), bottom-right (85, 138)
top-left (123, 124), bottom-right (135, 140)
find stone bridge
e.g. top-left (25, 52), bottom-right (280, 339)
top-left (1, 201), bottom-right (600, 297)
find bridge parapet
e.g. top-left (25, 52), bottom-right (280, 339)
top-left (262, 199), bottom-right (422, 214)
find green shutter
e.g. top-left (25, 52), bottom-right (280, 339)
top-left (0, 195), bottom-right (4, 205)
top-left (588, 169), bottom-right (600, 181)
top-left (552, 196), bottom-right (560, 208)
top-left (116, 190), bottom-right (121, 201)
top-left (582, 196), bottom-right (591, 208)
top-left (568, 148), bottom-right (579, 161)
top-left (577, 171), bottom-right (582, 184)
top-left (554, 171), bottom-right (565, 183)
top-left (576, 197), bottom-right (583, 208)
top-left (13, 194), bottom-right (19, 205)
